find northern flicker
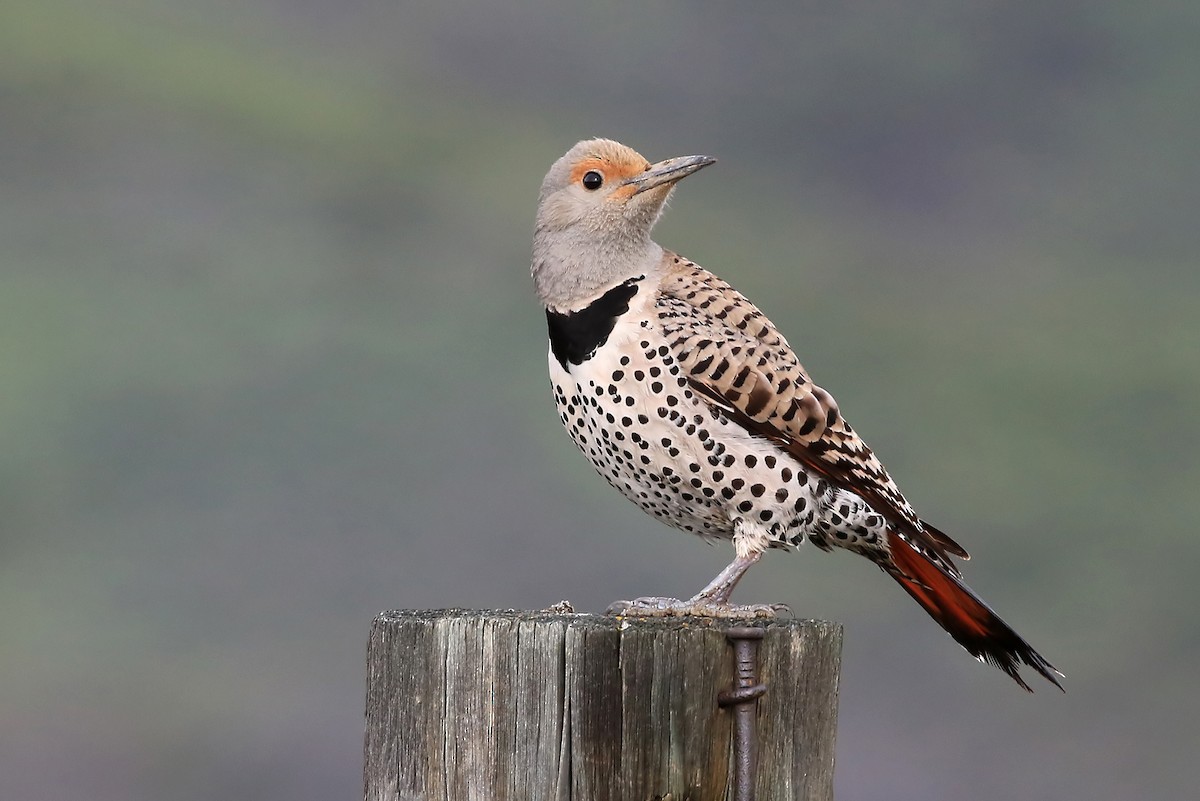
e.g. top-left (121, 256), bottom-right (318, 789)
top-left (531, 138), bottom-right (1062, 691)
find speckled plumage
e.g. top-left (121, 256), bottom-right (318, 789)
top-left (550, 252), bottom-right (880, 556)
top-left (533, 139), bottom-right (1062, 691)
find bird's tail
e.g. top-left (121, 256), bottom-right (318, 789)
top-left (884, 530), bottom-right (1063, 692)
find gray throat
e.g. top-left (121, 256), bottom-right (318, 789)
top-left (532, 230), bottom-right (662, 313)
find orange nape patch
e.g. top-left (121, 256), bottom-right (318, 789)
top-left (568, 153), bottom-right (652, 196)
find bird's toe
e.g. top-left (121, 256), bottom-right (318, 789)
top-left (607, 596), bottom-right (781, 619)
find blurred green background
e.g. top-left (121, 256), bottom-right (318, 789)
top-left (2, 1), bottom-right (1197, 799)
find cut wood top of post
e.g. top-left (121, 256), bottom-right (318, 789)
top-left (373, 608), bottom-right (841, 635)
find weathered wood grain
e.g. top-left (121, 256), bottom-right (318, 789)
top-left (364, 609), bottom-right (841, 801)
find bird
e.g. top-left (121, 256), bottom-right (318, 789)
top-left (531, 138), bottom-right (1062, 692)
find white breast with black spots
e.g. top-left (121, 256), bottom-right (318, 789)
top-left (548, 323), bottom-right (828, 549)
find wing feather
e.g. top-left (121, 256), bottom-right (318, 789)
top-left (657, 252), bottom-right (969, 568)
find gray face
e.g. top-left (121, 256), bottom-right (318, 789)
top-left (532, 138), bottom-right (714, 311)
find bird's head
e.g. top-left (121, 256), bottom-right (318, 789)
top-left (532, 138), bottom-right (715, 310)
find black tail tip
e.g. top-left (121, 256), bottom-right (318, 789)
top-left (977, 643), bottom-right (1064, 693)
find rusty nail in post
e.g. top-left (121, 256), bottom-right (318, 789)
top-left (718, 626), bottom-right (767, 801)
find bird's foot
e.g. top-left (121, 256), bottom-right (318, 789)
top-left (606, 595), bottom-right (789, 619)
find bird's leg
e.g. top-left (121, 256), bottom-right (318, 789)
top-left (606, 550), bottom-right (788, 619)
top-left (689, 551), bottom-right (763, 604)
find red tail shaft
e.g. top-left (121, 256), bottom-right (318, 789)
top-left (886, 530), bottom-right (1063, 692)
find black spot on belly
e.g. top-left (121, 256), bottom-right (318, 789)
top-left (547, 277), bottom-right (642, 368)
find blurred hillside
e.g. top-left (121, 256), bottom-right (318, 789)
top-left (1, 2), bottom-right (1197, 800)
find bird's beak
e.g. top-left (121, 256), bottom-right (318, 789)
top-left (626, 154), bottom-right (716, 195)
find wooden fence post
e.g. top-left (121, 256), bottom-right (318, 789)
top-left (364, 609), bottom-right (841, 801)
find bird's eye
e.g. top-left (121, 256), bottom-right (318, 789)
top-left (581, 170), bottom-right (604, 190)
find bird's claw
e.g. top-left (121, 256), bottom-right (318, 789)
top-left (606, 595), bottom-right (785, 619)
